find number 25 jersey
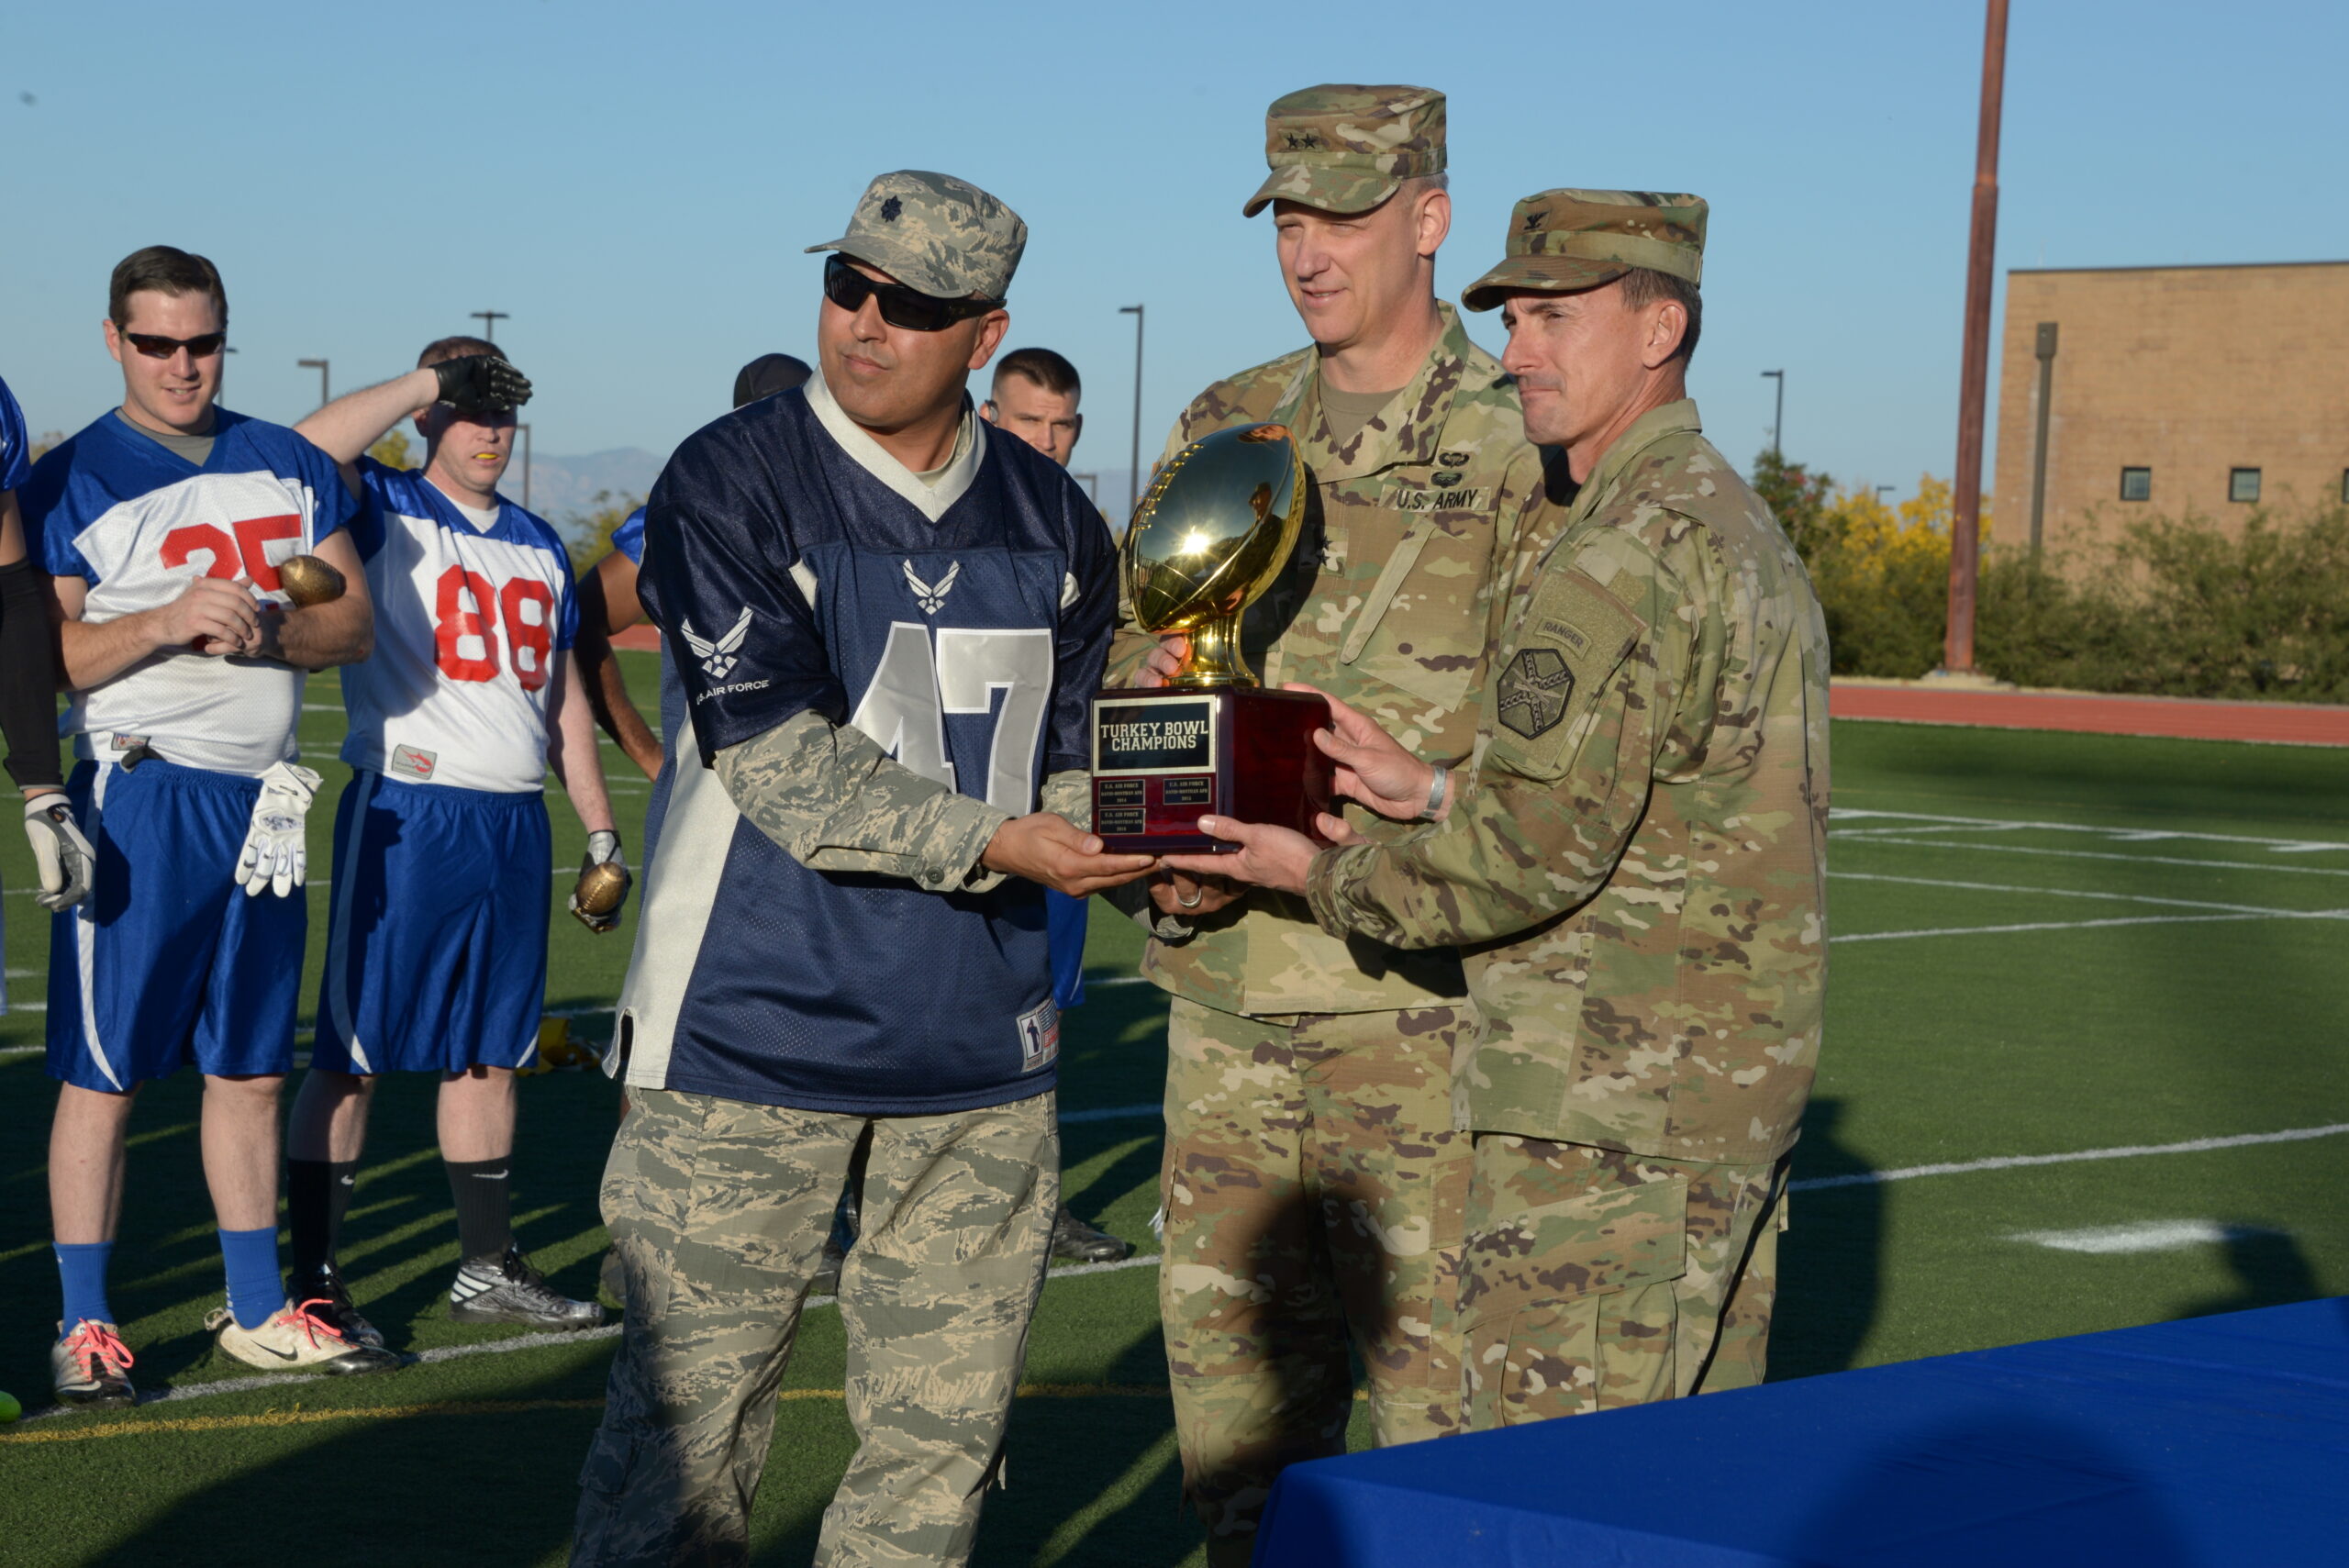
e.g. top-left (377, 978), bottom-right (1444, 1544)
top-left (338, 459), bottom-right (579, 795)
top-left (22, 409), bottom-right (356, 778)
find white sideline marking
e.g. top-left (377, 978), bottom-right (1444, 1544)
top-left (1829, 869), bottom-right (2335, 918)
top-left (22, 1252), bottom-right (1164, 1419)
top-left (2011, 1219), bottom-right (2279, 1255)
top-left (1832, 808), bottom-right (2349, 856)
top-left (1840, 910), bottom-right (2349, 943)
top-left (22, 1119), bottom-right (2349, 1421)
top-left (1789, 1122), bottom-right (2349, 1193)
top-left (1856, 836), bottom-right (2349, 880)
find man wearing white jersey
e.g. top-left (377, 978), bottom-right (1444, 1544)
top-left (285, 337), bottom-right (622, 1346)
top-left (23, 246), bottom-right (391, 1405)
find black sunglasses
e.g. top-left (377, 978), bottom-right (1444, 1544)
top-left (822, 255), bottom-right (1000, 333)
top-left (122, 329), bottom-right (228, 360)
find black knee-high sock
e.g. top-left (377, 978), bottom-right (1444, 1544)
top-left (286, 1159), bottom-right (361, 1276)
top-left (444, 1157), bottom-right (514, 1262)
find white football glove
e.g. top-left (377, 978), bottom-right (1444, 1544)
top-left (24, 793), bottom-right (97, 912)
top-left (237, 762), bottom-right (321, 897)
top-left (568, 828), bottom-right (632, 934)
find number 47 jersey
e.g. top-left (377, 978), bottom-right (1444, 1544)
top-left (339, 459), bottom-right (579, 793)
top-left (624, 386), bottom-right (1117, 1116)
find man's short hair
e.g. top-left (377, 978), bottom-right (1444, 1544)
top-left (992, 347), bottom-right (1081, 399)
top-left (1620, 266), bottom-right (1701, 366)
top-left (109, 245), bottom-right (228, 328)
top-left (417, 335), bottom-right (504, 370)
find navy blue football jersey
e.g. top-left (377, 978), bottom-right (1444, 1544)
top-left (614, 383), bottom-right (1116, 1114)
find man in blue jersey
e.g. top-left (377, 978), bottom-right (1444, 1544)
top-left (25, 246), bottom-right (394, 1405)
top-left (572, 172), bottom-right (1156, 1568)
top-left (283, 336), bottom-right (625, 1346)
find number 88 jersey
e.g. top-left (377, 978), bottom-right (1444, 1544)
top-left (339, 459), bottom-right (579, 794)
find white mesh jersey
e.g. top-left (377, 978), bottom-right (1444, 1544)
top-left (22, 408), bottom-right (358, 778)
top-left (337, 459), bottom-right (579, 794)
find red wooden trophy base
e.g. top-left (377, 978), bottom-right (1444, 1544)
top-left (1090, 685), bottom-right (1335, 855)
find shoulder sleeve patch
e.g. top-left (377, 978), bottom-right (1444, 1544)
top-left (1490, 568), bottom-right (1642, 773)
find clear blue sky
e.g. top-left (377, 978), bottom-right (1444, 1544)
top-left (6, 0), bottom-right (2344, 510)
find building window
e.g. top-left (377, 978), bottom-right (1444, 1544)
top-left (2229, 467), bottom-right (2262, 504)
top-left (2120, 467), bottom-right (2152, 502)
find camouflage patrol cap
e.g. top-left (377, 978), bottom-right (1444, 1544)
top-left (1242, 84), bottom-right (1446, 218)
top-left (1461, 189), bottom-right (1708, 312)
top-left (805, 171), bottom-right (1027, 301)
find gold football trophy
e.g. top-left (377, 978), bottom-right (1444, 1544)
top-left (1092, 423), bottom-right (1335, 853)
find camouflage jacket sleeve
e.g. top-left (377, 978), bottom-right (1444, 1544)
top-left (1306, 520), bottom-right (1712, 946)
top-left (716, 711), bottom-right (1010, 893)
top-left (1041, 767), bottom-right (1090, 828)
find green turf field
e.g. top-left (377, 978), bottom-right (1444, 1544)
top-left (3, 653), bottom-right (2345, 1566)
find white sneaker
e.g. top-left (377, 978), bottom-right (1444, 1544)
top-left (206, 1299), bottom-right (400, 1374)
top-left (51, 1318), bottom-right (137, 1407)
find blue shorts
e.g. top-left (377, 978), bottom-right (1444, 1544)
top-left (47, 758), bottom-right (306, 1092)
top-left (311, 771), bottom-right (551, 1075)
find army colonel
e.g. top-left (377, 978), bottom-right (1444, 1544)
top-left (1111, 84), bottom-right (1549, 1566)
top-left (1174, 191), bottom-right (1831, 1432)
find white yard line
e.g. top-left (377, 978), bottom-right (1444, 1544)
top-left (1789, 1121), bottom-right (2349, 1193)
top-left (1854, 835), bottom-right (2349, 880)
top-left (1840, 910), bottom-right (2349, 943)
top-left (2010, 1219), bottom-right (2280, 1255)
top-left (1828, 869), bottom-right (2330, 917)
top-left (21, 1252), bottom-right (1164, 1419)
top-left (1831, 808), bottom-right (2349, 855)
top-left (28, 1116), bottom-right (2348, 1421)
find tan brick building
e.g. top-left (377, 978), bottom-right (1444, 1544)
top-left (1993, 261), bottom-right (2349, 556)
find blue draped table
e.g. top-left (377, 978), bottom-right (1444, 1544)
top-left (1254, 1298), bottom-right (2349, 1566)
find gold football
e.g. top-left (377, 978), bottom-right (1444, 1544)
top-left (573, 860), bottom-right (630, 920)
top-left (278, 554), bottom-right (347, 607)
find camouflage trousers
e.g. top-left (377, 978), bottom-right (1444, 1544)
top-left (1158, 997), bottom-right (1468, 1565)
top-left (572, 1086), bottom-right (1056, 1568)
top-left (1460, 1134), bottom-right (1787, 1429)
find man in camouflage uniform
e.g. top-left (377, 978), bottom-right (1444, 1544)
top-left (1172, 191), bottom-right (1830, 1429)
top-left (572, 172), bottom-right (1152, 1567)
top-left (1111, 85), bottom-right (1548, 1563)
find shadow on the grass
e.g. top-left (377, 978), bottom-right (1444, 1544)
top-left (1773, 1097), bottom-right (1885, 1379)
top-left (2174, 1226), bottom-right (2323, 1320)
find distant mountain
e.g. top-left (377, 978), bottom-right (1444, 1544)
top-left (514, 448), bottom-right (666, 523)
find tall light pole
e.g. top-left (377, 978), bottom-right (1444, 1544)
top-left (1759, 370), bottom-right (1784, 456)
top-left (1119, 304), bottom-right (1145, 525)
top-left (518, 422), bottom-right (532, 512)
top-left (1943, 0), bottom-right (2009, 674)
top-left (297, 358), bottom-right (329, 408)
top-left (471, 309), bottom-right (509, 344)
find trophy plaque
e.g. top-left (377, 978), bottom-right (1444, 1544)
top-left (1092, 423), bottom-right (1335, 855)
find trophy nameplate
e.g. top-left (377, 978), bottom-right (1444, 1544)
top-left (1093, 423), bottom-right (1336, 855)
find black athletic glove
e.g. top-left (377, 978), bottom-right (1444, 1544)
top-left (433, 354), bottom-right (533, 416)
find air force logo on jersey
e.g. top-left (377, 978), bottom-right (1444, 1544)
top-left (682, 606), bottom-right (754, 680)
top-left (902, 559), bottom-right (961, 615)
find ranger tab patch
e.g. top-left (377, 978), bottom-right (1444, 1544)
top-left (1497, 647), bottom-right (1574, 739)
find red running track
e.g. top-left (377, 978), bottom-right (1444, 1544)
top-left (1830, 683), bottom-right (2349, 747)
top-left (602, 631), bottom-right (2349, 748)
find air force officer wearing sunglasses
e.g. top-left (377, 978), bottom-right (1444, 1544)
top-left (572, 172), bottom-right (1154, 1568)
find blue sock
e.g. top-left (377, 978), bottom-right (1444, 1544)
top-left (55, 1241), bottom-right (116, 1331)
top-left (218, 1227), bottom-right (285, 1331)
